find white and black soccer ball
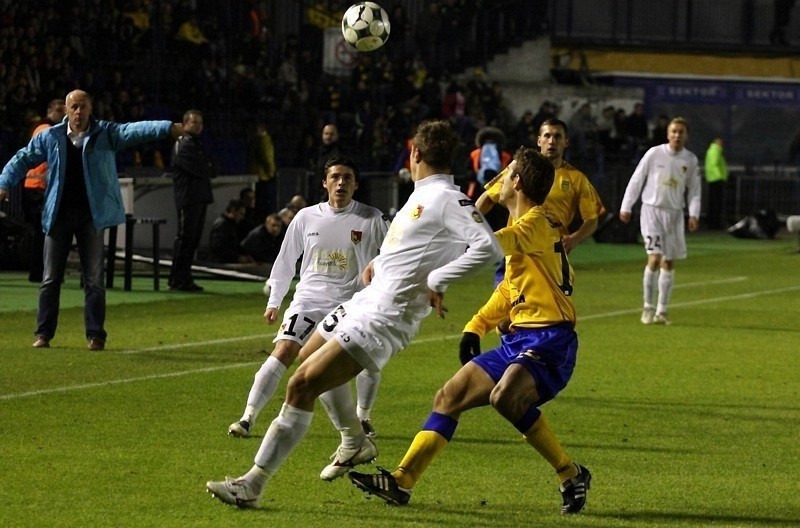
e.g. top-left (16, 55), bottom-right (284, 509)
top-left (341, 2), bottom-right (391, 52)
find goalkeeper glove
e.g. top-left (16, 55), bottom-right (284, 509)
top-left (459, 332), bottom-right (481, 365)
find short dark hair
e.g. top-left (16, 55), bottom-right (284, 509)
top-left (324, 156), bottom-right (360, 181)
top-left (412, 119), bottom-right (458, 170)
top-left (225, 198), bottom-right (245, 213)
top-left (513, 147), bottom-right (554, 205)
top-left (539, 118), bottom-right (568, 137)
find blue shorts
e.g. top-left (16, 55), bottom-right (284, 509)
top-left (472, 323), bottom-right (578, 405)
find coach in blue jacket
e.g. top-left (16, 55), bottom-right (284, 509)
top-left (0, 90), bottom-right (183, 351)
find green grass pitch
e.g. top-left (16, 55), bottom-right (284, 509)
top-left (1, 232), bottom-right (798, 528)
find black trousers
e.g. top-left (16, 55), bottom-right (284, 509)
top-left (169, 202), bottom-right (207, 287)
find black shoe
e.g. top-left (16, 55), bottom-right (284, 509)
top-left (560, 464), bottom-right (591, 514)
top-left (169, 282), bottom-right (204, 292)
top-left (349, 467), bottom-right (411, 505)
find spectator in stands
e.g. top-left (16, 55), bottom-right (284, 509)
top-left (277, 206), bottom-right (295, 227)
top-left (567, 102), bottom-right (597, 161)
top-left (532, 100), bottom-right (557, 134)
top-left (166, 109), bottom-right (216, 292)
top-left (241, 212), bottom-right (284, 264)
top-left (248, 121), bottom-right (277, 220)
top-left (515, 110), bottom-right (538, 148)
top-left (0, 90), bottom-right (182, 351)
top-left (287, 194), bottom-right (307, 212)
top-left (704, 137), bottom-right (729, 229)
top-left (237, 187), bottom-right (259, 243)
top-left (650, 114), bottom-right (670, 147)
top-left (311, 123), bottom-right (344, 203)
top-left (209, 198), bottom-right (254, 264)
top-left (625, 102), bottom-right (649, 162)
top-left (22, 98), bottom-right (65, 283)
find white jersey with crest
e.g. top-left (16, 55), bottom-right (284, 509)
top-left (266, 200), bottom-right (388, 312)
top-left (368, 174), bottom-right (503, 319)
top-left (621, 143), bottom-right (702, 218)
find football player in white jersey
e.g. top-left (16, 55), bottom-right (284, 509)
top-left (227, 156), bottom-right (388, 439)
top-left (619, 117), bottom-right (701, 325)
top-left (206, 119), bottom-right (503, 509)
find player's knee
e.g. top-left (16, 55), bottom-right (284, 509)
top-left (488, 383), bottom-right (523, 419)
top-left (272, 342), bottom-right (300, 366)
top-left (285, 371), bottom-right (315, 407)
top-left (433, 383), bottom-right (467, 415)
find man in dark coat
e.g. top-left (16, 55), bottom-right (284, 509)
top-left (166, 109), bottom-right (216, 291)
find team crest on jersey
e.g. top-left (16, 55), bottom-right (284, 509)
top-left (561, 179), bottom-right (570, 191)
top-left (351, 230), bottom-right (362, 244)
top-left (411, 205), bottom-right (424, 219)
top-left (471, 211), bottom-right (484, 223)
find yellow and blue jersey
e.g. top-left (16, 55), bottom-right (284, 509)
top-left (464, 206), bottom-right (576, 335)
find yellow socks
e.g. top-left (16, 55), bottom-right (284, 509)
top-left (523, 414), bottom-right (578, 482)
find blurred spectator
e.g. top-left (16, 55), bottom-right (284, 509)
top-left (568, 102), bottom-right (597, 161)
top-left (515, 110), bottom-right (538, 148)
top-left (311, 123), bottom-right (344, 203)
top-left (532, 100), bottom-right (558, 133)
top-left (704, 137), bottom-right (729, 229)
top-left (248, 121), bottom-right (277, 219)
top-left (237, 187), bottom-right (259, 242)
top-left (209, 198), bottom-right (253, 264)
top-left (650, 114), bottom-right (670, 147)
top-left (241, 212), bottom-right (284, 264)
top-left (277, 206), bottom-right (295, 227)
top-left (625, 102), bottom-right (649, 162)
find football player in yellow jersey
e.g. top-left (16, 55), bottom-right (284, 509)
top-left (478, 118), bottom-right (605, 254)
top-left (349, 147), bottom-right (592, 515)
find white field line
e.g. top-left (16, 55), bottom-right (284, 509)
top-left (674, 276), bottom-right (747, 288)
top-left (2, 282), bottom-right (797, 401)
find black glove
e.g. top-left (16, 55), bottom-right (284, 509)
top-left (459, 332), bottom-right (481, 365)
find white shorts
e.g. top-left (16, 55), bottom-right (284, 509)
top-left (273, 299), bottom-right (335, 346)
top-left (318, 290), bottom-right (421, 373)
top-left (639, 204), bottom-right (687, 261)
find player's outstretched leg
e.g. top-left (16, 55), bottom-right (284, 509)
top-left (206, 476), bottom-right (262, 509)
top-left (349, 466), bottom-right (411, 505)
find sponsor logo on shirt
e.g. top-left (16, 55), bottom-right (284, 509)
top-left (411, 205), bottom-right (424, 219)
top-left (351, 230), bottom-right (362, 245)
top-left (318, 251), bottom-right (348, 270)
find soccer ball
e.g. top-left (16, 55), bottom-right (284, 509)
top-left (341, 2), bottom-right (391, 52)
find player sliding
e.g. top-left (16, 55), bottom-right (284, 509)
top-left (205, 119), bottom-right (503, 508)
top-left (349, 147), bottom-right (592, 515)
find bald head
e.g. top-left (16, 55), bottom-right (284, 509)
top-left (322, 124), bottom-right (338, 146)
top-left (65, 90), bottom-right (93, 132)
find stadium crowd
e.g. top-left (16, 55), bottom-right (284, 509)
top-left (0, 0), bottom-right (669, 227)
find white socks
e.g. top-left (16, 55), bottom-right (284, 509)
top-left (356, 370), bottom-right (381, 421)
top-left (643, 267), bottom-right (658, 309)
top-left (319, 383), bottom-right (365, 449)
top-left (657, 269), bottom-right (674, 314)
top-left (253, 403), bottom-right (313, 479)
top-left (242, 356), bottom-right (287, 424)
